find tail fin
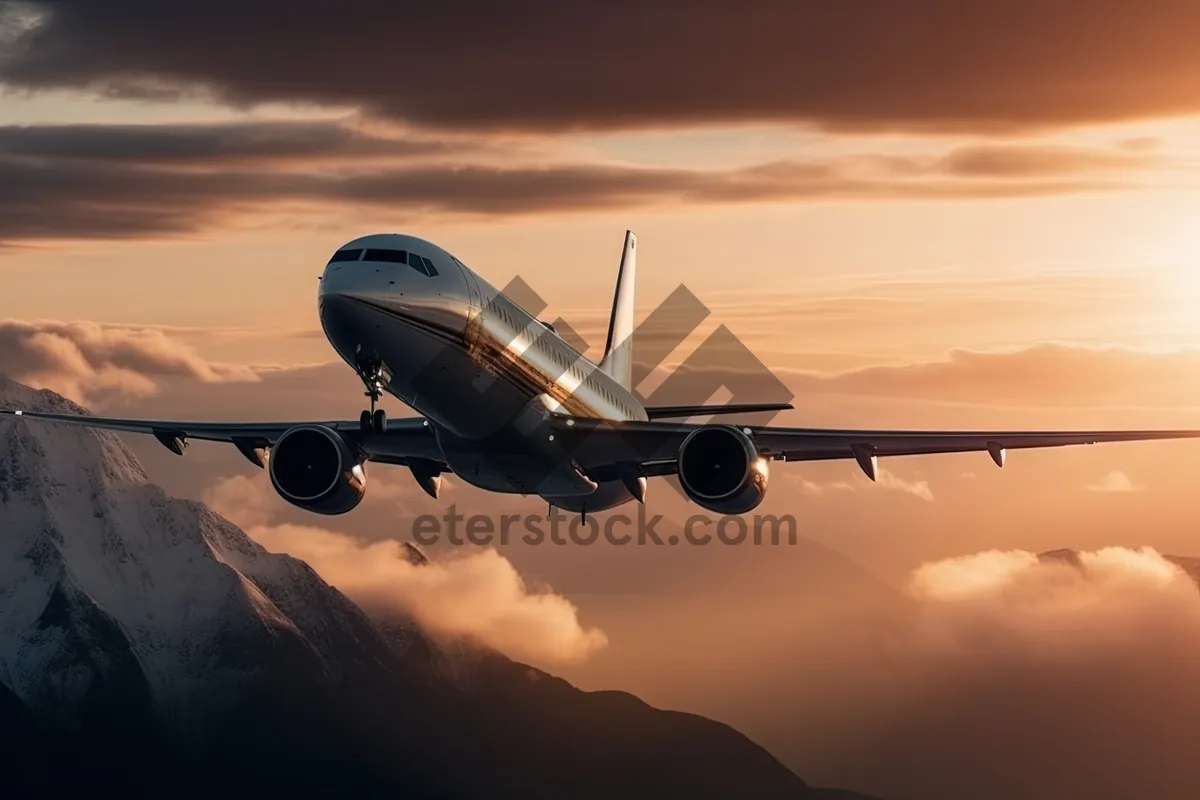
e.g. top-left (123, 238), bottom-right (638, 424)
top-left (599, 230), bottom-right (637, 389)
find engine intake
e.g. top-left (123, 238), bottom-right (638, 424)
top-left (269, 425), bottom-right (366, 515)
top-left (677, 425), bottom-right (769, 514)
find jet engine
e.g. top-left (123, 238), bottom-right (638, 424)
top-left (677, 425), bottom-right (769, 514)
top-left (268, 425), bottom-right (366, 515)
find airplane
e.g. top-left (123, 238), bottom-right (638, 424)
top-left (5, 230), bottom-right (1200, 518)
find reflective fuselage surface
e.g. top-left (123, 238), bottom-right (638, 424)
top-left (318, 233), bottom-right (645, 511)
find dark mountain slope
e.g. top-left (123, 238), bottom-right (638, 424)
top-left (0, 378), bottom-right (875, 799)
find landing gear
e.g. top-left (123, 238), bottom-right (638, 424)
top-left (359, 407), bottom-right (388, 435)
top-left (356, 355), bottom-right (389, 435)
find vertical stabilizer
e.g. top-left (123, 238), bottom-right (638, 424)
top-left (599, 231), bottom-right (637, 389)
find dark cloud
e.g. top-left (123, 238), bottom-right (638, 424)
top-left (0, 120), bottom-right (1153, 241)
top-left (939, 144), bottom-right (1162, 178)
top-left (4, 1), bottom-right (1200, 131)
top-left (0, 121), bottom-right (459, 165)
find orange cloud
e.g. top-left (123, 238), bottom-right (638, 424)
top-left (1086, 470), bottom-right (1143, 493)
top-left (807, 547), bottom-right (1200, 799)
top-left (651, 343), bottom-right (1200, 411)
top-left (789, 469), bottom-right (933, 501)
top-left (204, 474), bottom-right (607, 665)
top-left (876, 469), bottom-right (934, 501)
top-left (798, 344), bottom-right (1200, 408)
top-left (0, 319), bottom-right (258, 403)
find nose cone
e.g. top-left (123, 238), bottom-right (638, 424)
top-left (319, 255), bottom-right (472, 347)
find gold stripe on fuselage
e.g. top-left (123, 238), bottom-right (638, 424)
top-left (464, 299), bottom-right (644, 424)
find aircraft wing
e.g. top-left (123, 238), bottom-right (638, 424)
top-left (748, 426), bottom-right (1200, 463)
top-left (9, 407), bottom-right (1200, 484)
top-left (556, 418), bottom-right (1200, 480)
top-left (0, 409), bottom-right (445, 467)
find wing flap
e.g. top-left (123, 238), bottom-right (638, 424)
top-left (645, 402), bottom-right (793, 420)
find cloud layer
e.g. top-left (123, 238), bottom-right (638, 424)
top-left (670, 342), bottom-right (1200, 410)
top-left (6, 1), bottom-right (1200, 132)
top-left (13, 311), bottom-right (1200, 423)
top-left (791, 468), bottom-right (933, 501)
top-left (0, 120), bottom-right (464, 165)
top-left (0, 319), bottom-right (257, 402)
top-left (810, 547), bottom-right (1200, 799)
top-left (13, 314), bottom-right (1200, 417)
top-left (801, 344), bottom-right (1200, 408)
top-left (204, 474), bottom-right (607, 665)
top-left (0, 118), bottom-right (1158, 241)
top-left (1086, 470), bottom-right (1143, 493)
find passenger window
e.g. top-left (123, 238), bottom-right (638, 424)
top-left (421, 256), bottom-right (439, 276)
top-left (328, 249), bottom-right (362, 263)
top-left (363, 248), bottom-right (408, 263)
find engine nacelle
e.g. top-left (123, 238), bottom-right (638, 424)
top-left (268, 425), bottom-right (366, 515)
top-left (677, 425), bottom-right (769, 514)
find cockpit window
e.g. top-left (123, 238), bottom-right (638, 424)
top-left (328, 249), bottom-right (362, 263)
top-left (360, 248), bottom-right (437, 277)
top-left (406, 251), bottom-right (430, 275)
top-left (363, 248), bottom-right (408, 263)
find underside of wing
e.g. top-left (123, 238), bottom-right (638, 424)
top-left (550, 417), bottom-right (1200, 515)
top-left (748, 426), bottom-right (1200, 481)
top-left (751, 427), bottom-right (1200, 461)
top-left (0, 408), bottom-right (446, 469)
top-left (555, 417), bottom-right (1200, 479)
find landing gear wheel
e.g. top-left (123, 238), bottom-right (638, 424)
top-left (354, 356), bottom-right (389, 435)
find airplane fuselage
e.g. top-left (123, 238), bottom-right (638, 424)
top-left (318, 233), bottom-right (644, 512)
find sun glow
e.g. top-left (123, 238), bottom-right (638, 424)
top-left (1135, 211), bottom-right (1200, 344)
top-left (1149, 264), bottom-right (1200, 346)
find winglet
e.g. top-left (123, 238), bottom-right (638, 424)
top-left (599, 230), bottom-right (637, 390)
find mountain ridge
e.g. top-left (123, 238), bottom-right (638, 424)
top-left (0, 377), bottom-right (876, 799)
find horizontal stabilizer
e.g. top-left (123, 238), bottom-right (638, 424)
top-left (645, 403), bottom-right (794, 420)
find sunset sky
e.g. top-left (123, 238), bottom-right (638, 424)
top-left (5, 3), bottom-right (1200, 796)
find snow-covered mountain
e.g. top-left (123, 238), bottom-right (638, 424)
top-left (0, 377), bottom-right (875, 799)
top-left (0, 378), bottom-right (420, 734)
